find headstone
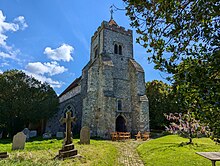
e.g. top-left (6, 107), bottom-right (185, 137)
top-left (56, 132), bottom-right (64, 138)
top-left (12, 132), bottom-right (26, 150)
top-left (29, 130), bottom-right (37, 138)
top-left (43, 133), bottom-right (52, 139)
top-left (80, 126), bottom-right (90, 144)
top-left (22, 128), bottom-right (30, 140)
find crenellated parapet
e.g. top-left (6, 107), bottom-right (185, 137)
top-left (91, 21), bottom-right (132, 42)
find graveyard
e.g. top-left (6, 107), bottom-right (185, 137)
top-left (0, 134), bottom-right (219, 166)
top-left (0, 111), bottom-right (219, 165)
top-left (0, 138), bottom-right (119, 166)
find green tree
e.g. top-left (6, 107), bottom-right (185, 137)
top-left (173, 58), bottom-right (220, 139)
top-left (146, 80), bottom-right (178, 129)
top-left (124, 0), bottom-right (220, 139)
top-left (0, 70), bottom-right (59, 137)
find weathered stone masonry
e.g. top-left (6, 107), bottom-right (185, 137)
top-left (46, 19), bottom-right (150, 138)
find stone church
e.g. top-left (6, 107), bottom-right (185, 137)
top-left (46, 19), bottom-right (149, 138)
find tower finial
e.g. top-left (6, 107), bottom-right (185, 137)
top-left (110, 5), bottom-right (114, 20)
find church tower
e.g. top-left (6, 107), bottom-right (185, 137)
top-left (45, 18), bottom-right (149, 139)
top-left (81, 19), bottom-right (149, 138)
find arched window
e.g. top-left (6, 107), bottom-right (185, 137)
top-left (118, 100), bottom-right (122, 111)
top-left (64, 104), bottom-right (75, 115)
top-left (61, 104), bottom-right (75, 129)
top-left (119, 45), bottom-right (122, 55)
top-left (114, 44), bottom-right (118, 54)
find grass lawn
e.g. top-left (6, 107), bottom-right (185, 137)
top-left (0, 138), bottom-right (119, 166)
top-left (137, 135), bottom-right (220, 166)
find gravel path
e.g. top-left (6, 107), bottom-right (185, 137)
top-left (111, 140), bottom-right (145, 166)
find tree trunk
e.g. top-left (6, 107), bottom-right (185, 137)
top-left (188, 122), bottom-right (193, 144)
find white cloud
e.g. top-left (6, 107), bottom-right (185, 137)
top-left (0, 11), bottom-right (19, 34)
top-left (25, 61), bottom-right (67, 88)
top-left (13, 16), bottom-right (28, 30)
top-left (0, 62), bottom-right (9, 67)
top-left (0, 51), bottom-right (15, 59)
top-left (0, 10), bottom-right (28, 59)
top-left (44, 44), bottom-right (74, 62)
top-left (24, 70), bottom-right (64, 88)
top-left (0, 69), bottom-right (3, 74)
top-left (26, 61), bottom-right (67, 76)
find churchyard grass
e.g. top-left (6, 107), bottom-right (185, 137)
top-left (137, 135), bottom-right (220, 166)
top-left (0, 138), bottom-right (119, 166)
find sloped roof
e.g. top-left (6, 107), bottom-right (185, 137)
top-left (59, 76), bottom-right (82, 97)
top-left (108, 19), bottom-right (118, 26)
top-left (129, 59), bottom-right (144, 72)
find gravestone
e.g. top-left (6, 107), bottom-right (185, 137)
top-left (22, 128), bottom-right (30, 140)
top-left (56, 132), bottom-right (64, 138)
top-left (57, 111), bottom-right (77, 159)
top-left (80, 126), bottom-right (90, 144)
top-left (12, 132), bottom-right (26, 150)
top-left (43, 133), bottom-right (52, 139)
top-left (29, 130), bottom-right (37, 138)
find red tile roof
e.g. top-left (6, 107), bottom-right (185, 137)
top-left (109, 19), bottom-right (118, 26)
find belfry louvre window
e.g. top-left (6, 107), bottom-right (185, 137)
top-left (114, 44), bottom-right (118, 54)
top-left (118, 100), bottom-right (122, 111)
top-left (119, 45), bottom-right (122, 55)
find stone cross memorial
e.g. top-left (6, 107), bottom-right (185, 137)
top-left (80, 126), bottom-right (90, 144)
top-left (60, 111), bottom-right (76, 145)
top-left (57, 111), bottom-right (77, 159)
top-left (12, 132), bottom-right (26, 150)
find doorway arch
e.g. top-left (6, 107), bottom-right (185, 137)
top-left (116, 115), bottom-right (127, 132)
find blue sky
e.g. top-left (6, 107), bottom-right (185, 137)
top-left (0, 0), bottom-right (168, 95)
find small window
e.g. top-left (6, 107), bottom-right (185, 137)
top-left (119, 45), bottom-right (122, 55)
top-left (114, 44), bottom-right (118, 54)
top-left (118, 100), bottom-right (122, 111)
top-left (94, 48), bottom-right (98, 58)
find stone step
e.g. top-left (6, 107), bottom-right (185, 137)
top-left (62, 144), bottom-right (75, 151)
top-left (0, 152), bottom-right (9, 159)
top-left (59, 149), bottom-right (77, 158)
top-left (0, 152), bottom-right (7, 155)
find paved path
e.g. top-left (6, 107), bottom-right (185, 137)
top-left (111, 140), bottom-right (145, 166)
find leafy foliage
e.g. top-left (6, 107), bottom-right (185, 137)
top-left (0, 70), bottom-right (59, 136)
top-left (124, 0), bottom-right (220, 139)
top-left (146, 80), bottom-right (178, 129)
top-left (164, 112), bottom-right (208, 144)
top-left (173, 57), bottom-right (220, 140)
top-left (123, 0), bottom-right (219, 72)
